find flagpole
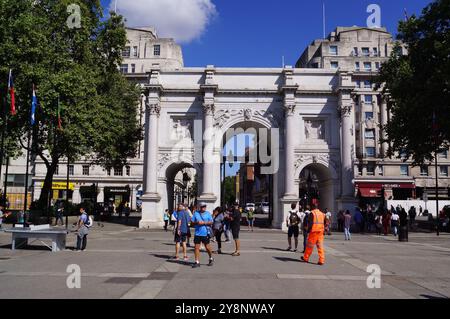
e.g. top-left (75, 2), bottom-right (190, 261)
top-left (23, 129), bottom-right (31, 217)
top-left (0, 96), bottom-right (6, 202)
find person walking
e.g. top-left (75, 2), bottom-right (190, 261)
top-left (173, 203), bottom-right (191, 262)
top-left (186, 205), bottom-right (195, 247)
top-left (191, 203), bottom-right (215, 268)
top-left (344, 210), bottom-right (352, 241)
top-left (301, 204), bottom-right (326, 265)
top-left (118, 201), bottom-right (124, 220)
top-left (223, 207), bottom-right (232, 242)
top-left (337, 210), bottom-right (344, 233)
top-left (325, 208), bottom-right (332, 236)
top-left (354, 207), bottom-right (363, 233)
top-left (230, 202), bottom-right (241, 257)
top-left (124, 202), bottom-right (131, 224)
top-left (163, 209), bottom-right (170, 231)
top-left (391, 210), bottom-right (400, 237)
top-left (247, 207), bottom-right (255, 232)
top-left (55, 204), bottom-right (65, 226)
top-left (383, 209), bottom-right (391, 236)
top-left (408, 207), bottom-right (416, 231)
top-left (286, 203), bottom-right (301, 252)
top-left (0, 204), bottom-right (6, 229)
top-left (212, 207), bottom-right (225, 254)
top-left (375, 213), bottom-right (383, 236)
top-left (302, 206), bottom-right (311, 253)
top-left (75, 207), bottom-right (90, 252)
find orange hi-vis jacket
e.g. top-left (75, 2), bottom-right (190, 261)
top-left (311, 209), bottom-right (325, 233)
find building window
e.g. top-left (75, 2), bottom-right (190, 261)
top-left (69, 165), bottom-right (74, 176)
top-left (132, 46), bottom-right (138, 57)
top-left (120, 64), bottom-right (128, 74)
top-left (131, 64), bottom-right (136, 73)
top-left (126, 166), bottom-right (131, 176)
top-left (5, 174), bottom-right (32, 187)
top-left (362, 47), bottom-right (370, 56)
top-left (330, 61), bottom-right (339, 69)
top-left (154, 44), bottom-right (161, 56)
top-left (82, 165), bottom-right (90, 176)
top-left (312, 63), bottom-right (319, 68)
top-left (378, 165), bottom-right (384, 176)
top-left (107, 168), bottom-right (111, 176)
top-left (329, 45), bottom-right (338, 55)
top-left (400, 165), bottom-right (409, 176)
top-left (438, 150), bottom-right (448, 159)
top-left (355, 62), bottom-right (360, 71)
top-left (122, 46), bottom-right (130, 58)
top-left (364, 95), bottom-right (373, 104)
top-left (440, 166), bottom-right (449, 177)
top-left (373, 47), bottom-right (378, 56)
top-left (420, 166), bottom-right (429, 176)
top-left (367, 162), bottom-right (375, 176)
top-left (365, 129), bottom-right (375, 140)
top-left (353, 47), bottom-right (359, 56)
top-left (366, 147), bottom-right (376, 158)
top-left (364, 80), bottom-right (372, 88)
top-left (55, 165), bottom-right (59, 175)
top-left (375, 62), bottom-right (380, 71)
top-left (114, 167), bottom-right (123, 176)
top-left (364, 62), bottom-right (372, 71)
top-left (356, 80), bottom-right (361, 88)
top-left (365, 112), bottom-right (374, 120)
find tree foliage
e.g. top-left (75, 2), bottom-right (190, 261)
top-left (0, 0), bottom-right (142, 206)
top-left (376, 0), bottom-right (450, 164)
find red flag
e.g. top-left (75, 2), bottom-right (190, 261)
top-left (8, 69), bottom-right (16, 115)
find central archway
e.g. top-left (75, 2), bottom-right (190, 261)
top-left (218, 118), bottom-right (280, 226)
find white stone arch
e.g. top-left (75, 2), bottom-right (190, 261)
top-left (294, 156), bottom-right (338, 182)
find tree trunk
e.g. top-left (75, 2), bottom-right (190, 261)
top-left (38, 160), bottom-right (59, 210)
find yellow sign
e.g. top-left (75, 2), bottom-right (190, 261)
top-left (41, 182), bottom-right (75, 191)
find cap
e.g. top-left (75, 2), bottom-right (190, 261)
top-left (199, 202), bottom-right (207, 208)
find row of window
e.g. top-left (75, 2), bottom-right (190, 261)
top-left (359, 164), bottom-right (449, 177)
top-left (329, 46), bottom-right (382, 57)
top-left (54, 165), bottom-right (131, 177)
top-left (122, 45), bottom-right (160, 58)
top-left (330, 61), bottom-right (380, 71)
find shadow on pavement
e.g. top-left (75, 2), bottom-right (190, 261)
top-left (420, 294), bottom-right (449, 300)
top-left (261, 246), bottom-right (290, 252)
top-left (0, 244), bottom-right (50, 251)
top-left (273, 256), bottom-right (300, 263)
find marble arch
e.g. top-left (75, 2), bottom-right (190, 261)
top-left (138, 65), bottom-right (357, 230)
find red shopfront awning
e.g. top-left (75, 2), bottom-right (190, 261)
top-left (356, 182), bottom-right (415, 198)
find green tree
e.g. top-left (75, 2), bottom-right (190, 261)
top-left (376, 0), bottom-right (450, 164)
top-left (223, 176), bottom-right (236, 206)
top-left (0, 0), bottom-right (142, 208)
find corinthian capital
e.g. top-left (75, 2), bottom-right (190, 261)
top-left (284, 103), bottom-right (296, 117)
top-left (147, 103), bottom-right (161, 117)
top-left (203, 103), bottom-right (215, 116)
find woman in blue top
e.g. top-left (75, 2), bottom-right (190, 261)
top-left (190, 203), bottom-right (214, 268)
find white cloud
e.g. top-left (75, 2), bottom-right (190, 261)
top-left (111, 0), bottom-right (217, 43)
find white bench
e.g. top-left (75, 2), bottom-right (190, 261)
top-left (4, 225), bottom-right (69, 252)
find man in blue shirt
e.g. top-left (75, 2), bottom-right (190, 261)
top-left (174, 203), bottom-right (190, 262)
top-left (191, 202), bottom-right (214, 268)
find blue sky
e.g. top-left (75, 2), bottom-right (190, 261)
top-left (101, 0), bottom-right (432, 67)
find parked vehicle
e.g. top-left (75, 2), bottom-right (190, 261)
top-left (245, 203), bottom-right (255, 213)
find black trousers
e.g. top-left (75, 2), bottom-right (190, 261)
top-left (76, 235), bottom-right (87, 251)
top-left (215, 230), bottom-right (223, 250)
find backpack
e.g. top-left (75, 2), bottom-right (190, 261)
top-left (289, 212), bottom-right (300, 226)
top-left (84, 214), bottom-right (93, 228)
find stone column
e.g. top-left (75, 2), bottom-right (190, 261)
top-left (198, 103), bottom-right (218, 207)
top-left (340, 101), bottom-right (354, 198)
top-left (380, 98), bottom-right (389, 156)
top-left (144, 103), bottom-right (161, 197)
top-left (283, 103), bottom-right (297, 198)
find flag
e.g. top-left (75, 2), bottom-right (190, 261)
top-left (31, 85), bottom-right (37, 126)
top-left (7, 69), bottom-right (16, 115)
top-left (404, 8), bottom-right (409, 22)
top-left (57, 96), bottom-right (62, 130)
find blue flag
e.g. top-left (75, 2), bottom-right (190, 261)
top-left (31, 86), bottom-right (37, 126)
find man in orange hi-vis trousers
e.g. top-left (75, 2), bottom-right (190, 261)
top-left (301, 204), bottom-right (326, 266)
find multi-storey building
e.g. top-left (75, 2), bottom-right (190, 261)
top-left (297, 26), bottom-right (450, 209)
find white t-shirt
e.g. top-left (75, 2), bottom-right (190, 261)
top-left (391, 213), bottom-right (399, 221)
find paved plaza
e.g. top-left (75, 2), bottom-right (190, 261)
top-left (0, 221), bottom-right (449, 299)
